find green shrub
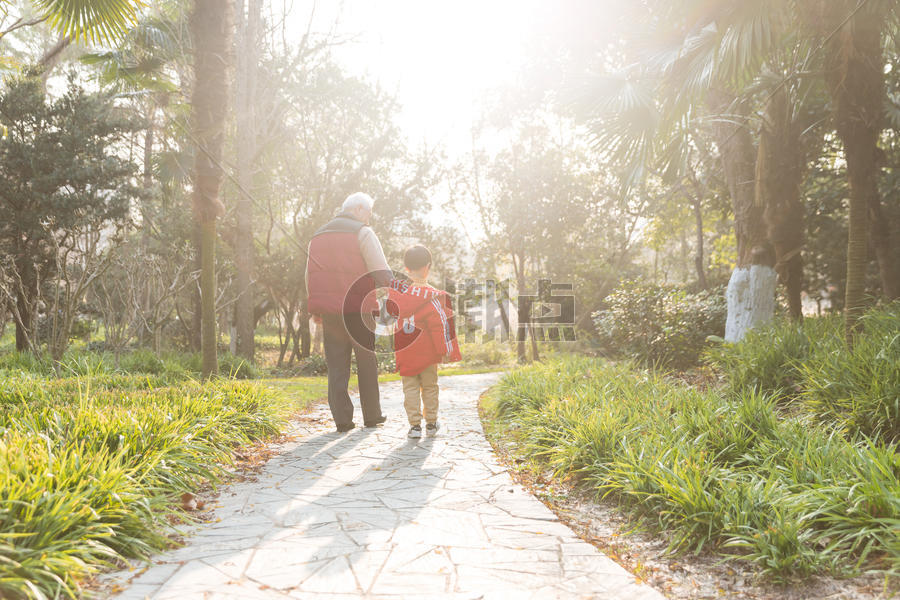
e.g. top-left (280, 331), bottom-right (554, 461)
top-left (458, 340), bottom-right (515, 367)
top-left (707, 304), bottom-right (900, 441)
top-left (217, 351), bottom-right (260, 379)
top-left (173, 351), bottom-right (203, 373)
top-left (0, 434), bottom-right (166, 599)
top-left (704, 316), bottom-right (836, 399)
top-left (798, 305), bottom-right (900, 442)
top-left (593, 281), bottom-right (726, 369)
top-left (375, 350), bottom-right (396, 374)
top-left (0, 348), bottom-right (266, 382)
top-left (0, 351), bottom-right (53, 376)
top-left (0, 374), bottom-right (288, 599)
top-left (159, 354), bottom-right (194, 379)
top-left (298, 354), bottom-right (328, 375)
top-left (119, 348), bottom-right (166, 374)
top-left (488, 356), bottom-right (900, 580)
top-left (266, 353), bottom-right (329, 377)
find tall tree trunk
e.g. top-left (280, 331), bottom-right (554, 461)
top-left (277, 309), bottom-right (292, 367)
top-left (312, 315), bottom-right (323, 355)
top-left (233, 0), bottom-right (260, 361)
top-left (190, 0), bottom-right (234, 378)
top-left (13, 242), bottom-right (37, 352)
top-left (142, 105), bottom-right (156, 245)
top-left (708, 93), bottom-right (769, 269)
top-left (14, 286), bottom-right (34, 352)
top-left (818, 0), bottom-right (885, 342)
top-left (198, 219), bottom-right (217, 375)
top-left (758, 86), bottom-right (805, 321)
top-left (844, 178), bottom-right (869, 342)
top-left (691, 196), bottom-right (708, 290)
top-left (289, 321), bottom-right (302, 364)
top-left (528, 324), bottom-right (540, 362)
top-left (512, 253), bottom-right (527, 363)
top-left (494, 279), bottom-right (512, 341)
top-left (299, 305), bottom-right (311, 358)
top-left (869, 195), bottom-right (900, 300)
top-left (707, 90), bottom-right (776, 342)
top-left (139, 105), bottom-right (157, 348)
top-left (190, 222), bottom-right (202, 352)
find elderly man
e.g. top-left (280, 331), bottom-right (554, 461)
top-left (306, 192), bottom-right (392, 432)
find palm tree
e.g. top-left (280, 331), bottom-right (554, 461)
top-left (756, 85), bottom-right (805, 321)
top-left (812, 0), bottom-right (896, 342)
top-left (573, 0), bottom-right (818, 337)
top-left (189, 0), bottom-right (233, 378)
top-left (751, 53), bottom-right (829, 322)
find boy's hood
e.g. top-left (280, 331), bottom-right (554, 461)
top-left (388, 279), bottom-right (451, 318)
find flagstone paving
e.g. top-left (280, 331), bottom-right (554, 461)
top-left (105, 373), bottom-right (662, 600)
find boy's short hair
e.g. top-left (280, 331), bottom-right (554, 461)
top-left (404, 245), bottom-right (432, 271)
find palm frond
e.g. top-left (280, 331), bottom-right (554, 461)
top-left (127, 17), bottom-right (183, 60)
top-left (656, 111), bottom-right (695, 182)
top-left (714, 0), bottom-right (785, 86)
top-left (32, 0), bottom-right (143, 45)
top-left (572, 72), bottom-right (661, 170)
top-left (80, 14), bottom-right (181, 93)
top-left (663, 23), bottom-right (721, 100)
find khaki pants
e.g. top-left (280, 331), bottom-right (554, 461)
top-left (402, 364), bottom-right (439, 425)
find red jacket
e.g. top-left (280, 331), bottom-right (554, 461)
top-left (387, 279), bottom-right (462, 376)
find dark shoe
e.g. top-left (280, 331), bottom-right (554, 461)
top-left (408, 424), bottom-right (422, 439)
top-left (336, 422), bottom-right (355, 433)
top-left (426, 422), bottom-right (439, 435)
top-left (364, 415), bottom-right (387, 427)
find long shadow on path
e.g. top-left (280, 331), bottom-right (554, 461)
top-left (108, 373), bottom-right (662, 600)
top-left (109, 389), bottom-right (452, 599)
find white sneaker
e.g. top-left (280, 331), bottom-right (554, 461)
top-left (426, 422), bottom-right (439, 435)
top-left (408, 425), bottom-right (422, 438)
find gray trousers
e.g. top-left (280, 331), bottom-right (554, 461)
top-left (322, 313), bottom-right (382, 426)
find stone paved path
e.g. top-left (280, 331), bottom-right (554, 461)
top-left (106, 373), bottom-right (662, 600)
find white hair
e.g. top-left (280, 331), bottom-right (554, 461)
top-left (342, 192), bottom-right (374, 213)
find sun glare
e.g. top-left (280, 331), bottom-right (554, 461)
top-left (294, 0), bottom-right (542, 151)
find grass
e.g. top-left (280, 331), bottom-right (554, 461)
top-left (706, 303), bottom-right (900, 442)
top-left (377, 365), bottom-right (505, 383)
top-left (0, 347), bottom-right (260, 381)
top-left (0, 371), bottom-right (324, 600)
top-left (0, 328), bottom-right (511, 597)
top-left (484, 355), bottom-right (900, 582)
top-left (263, 376), bottom-right (331, 406)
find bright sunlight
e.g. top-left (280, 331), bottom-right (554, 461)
top-left (1, 1), bottom-right (898, 599)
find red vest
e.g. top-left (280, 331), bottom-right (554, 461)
top-left (306, 215), bottom-right (377, 315)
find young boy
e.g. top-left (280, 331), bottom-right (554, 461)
top-left (387, 245), bottom-right (461, 438)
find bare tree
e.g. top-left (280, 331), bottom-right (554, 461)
top-left (0, 222), bottom-right (125, 369)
